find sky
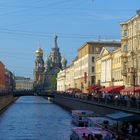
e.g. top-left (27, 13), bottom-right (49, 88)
top-left (0, 0), bottom-right (139, 79)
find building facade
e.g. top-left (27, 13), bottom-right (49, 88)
top-left (5, 69), bottom-right (15, 92)
top-left (121, 10), bottom-right (140, 87)
top-left (57, 69), bottom-right (66, 92)
top-left (57, 62), bottom-right (74, 92)
top-left (15, 76), bottom-right (34, 90)
top-left (65, 63), bottom-right (75, 90)
top-left (0, 61), bottom-right (5, 90)
top-left (95, 48), bottom-right (123, 87)
top-left (112, 48), bottom-right (123, 86)
top-left (57, 40), bottom-right (121, 93)
top-left (74, 41), bottom-right (121, 93)
top-left (0, 61), bottom-right (15, 93)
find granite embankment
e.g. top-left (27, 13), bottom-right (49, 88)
top-left (0, 95), bottom-right (17, 112)
top-left (53, 94), bottom-right (140, 115)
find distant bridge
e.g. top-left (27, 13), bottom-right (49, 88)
top-left (13, 90), bottom-right (55, 98)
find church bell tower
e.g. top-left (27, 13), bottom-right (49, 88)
top-left (50, 33), bottom-right (61, 68)
top-left (34, 48), bottom-right (44, 85)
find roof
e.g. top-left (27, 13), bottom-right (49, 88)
top-left (104, 47), bottom-right (118, 52)
top-left (106, 112), bottom-right (140, 121)
top-left (87, 40), bottom-right (120, 44)
top-left (0, 61), bottom-right (5, 66)
top-left (72, 110), bottom-right (95, 116)
top-left (72, 110), bottom-right (94, 114)
top-left (120, 10), bottom-right (140, 25)
top-left (78, 40), bottom-right (121, 51)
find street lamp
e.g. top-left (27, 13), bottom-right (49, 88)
top-left (133, 68), bottom-right (136, 95)
top-left (131, 51), bottom-right (136, 95)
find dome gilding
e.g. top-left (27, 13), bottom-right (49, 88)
top-left (36, 48), bottom-right (43, 55)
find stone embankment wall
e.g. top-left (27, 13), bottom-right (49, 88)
top-left (53, 95), bottom-right (140, 115)
top-left (53, 95), bottom-right (117, 115)
top-left (0, 95), bottom-right (16, 112)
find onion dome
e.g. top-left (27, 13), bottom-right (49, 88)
top-left (45, 55), bottom-right (50, 65)
top-left (35, 48), bottom-right (43, 55)
top-left (61, 56), bottom-right (67, 68)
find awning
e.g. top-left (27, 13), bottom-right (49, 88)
top-left (121, 86), bottom-right (140, 92)
top-left (87, 85), bottom-right (100, 91)
top-left (66, 88), bottom-right (81, 93)
top-left (100, 85), bottom-right (124, 93)
top-left (106, 111), bottom-right (140, 121)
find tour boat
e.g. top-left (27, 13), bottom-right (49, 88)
top-left (70, 126), bottom-right (112, 140)
top-left (71, 110), bottom-right (95, 127)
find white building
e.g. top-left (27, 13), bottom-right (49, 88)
top-left (15, 76), bottom-right (34, 90)
top-left (57, 69), bottom-right (66, 91)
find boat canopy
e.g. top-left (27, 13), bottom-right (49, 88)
top-left (72, 110), bottom-right (95, 115)
top-left (106, 111), bottom-right (140, 121)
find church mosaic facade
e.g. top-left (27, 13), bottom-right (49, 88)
top-left (33, 34), bottom-right (67, 90)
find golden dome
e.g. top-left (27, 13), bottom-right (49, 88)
top-left (35, 48), bottom-right (43, 55)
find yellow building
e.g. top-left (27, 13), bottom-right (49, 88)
top-left (112, 48), bottom-right (124, 86)
top-left (95, 47), bottom-right (122, 87)
top-left (74, 41), bottom-right (121, 93)
top-left (57, 40), bottom-right (120, 93)
top-left (121, 10), bottom-right (140, 87)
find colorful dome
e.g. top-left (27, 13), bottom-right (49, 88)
top-left (45, 54), bottom-right (50, 65)
top-left (35, 48), bottom-right (43, 55)
top-left (61, 56), bottom-right (67, 65)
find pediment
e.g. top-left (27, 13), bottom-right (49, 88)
top-left (99, 47), bottom-right (109, 57)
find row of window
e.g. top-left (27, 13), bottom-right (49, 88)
top-left (113, 56), bottom-right (121, 64)
top-left (122, 21), bottom-right (139, 37)
top-left (74, 58), bottom-right (88, 68)
top-left (92, 47), bottom-right (102, 54)
top-left (123, 37), bottom-right (140, 52)
top-left (74, 69), bottom-right (88, 77)
top-left (112, 70), bottom-right (122, 80)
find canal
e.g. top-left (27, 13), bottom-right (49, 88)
top-left (0, 96), bottom-right (73, 140)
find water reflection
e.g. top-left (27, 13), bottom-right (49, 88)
top-left (0, 96), bottom-right (73, 140)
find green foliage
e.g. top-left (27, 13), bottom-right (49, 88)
top-left (50, 73), bottom-right (57, 90)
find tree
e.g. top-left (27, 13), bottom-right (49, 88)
top-left (50, 73), bottom-right (57, 90)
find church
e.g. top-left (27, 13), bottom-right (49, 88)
top-left (33, 33), bottom-right (67, 91)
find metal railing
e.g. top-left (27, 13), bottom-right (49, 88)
top-left (57, 92), bottom-right (140, 111)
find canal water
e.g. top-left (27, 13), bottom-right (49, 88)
top-left (0, 96), bottom-right (73, 140)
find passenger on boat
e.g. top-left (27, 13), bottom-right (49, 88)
top-left (94, 134), bottom-right (103, 140)
top-left (104, 133), bottom-right (111, 140)
top-left (82, 133), bottom-right (88, 140)
top-left (111, 134), bottom-right (116, 140)
top-left (88, 134), bottom-right (94, 140)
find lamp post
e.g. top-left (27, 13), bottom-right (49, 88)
top-left (131, 51), bottom-right (136, 95)
top-left (133, 67), bottom-right (135, 95)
